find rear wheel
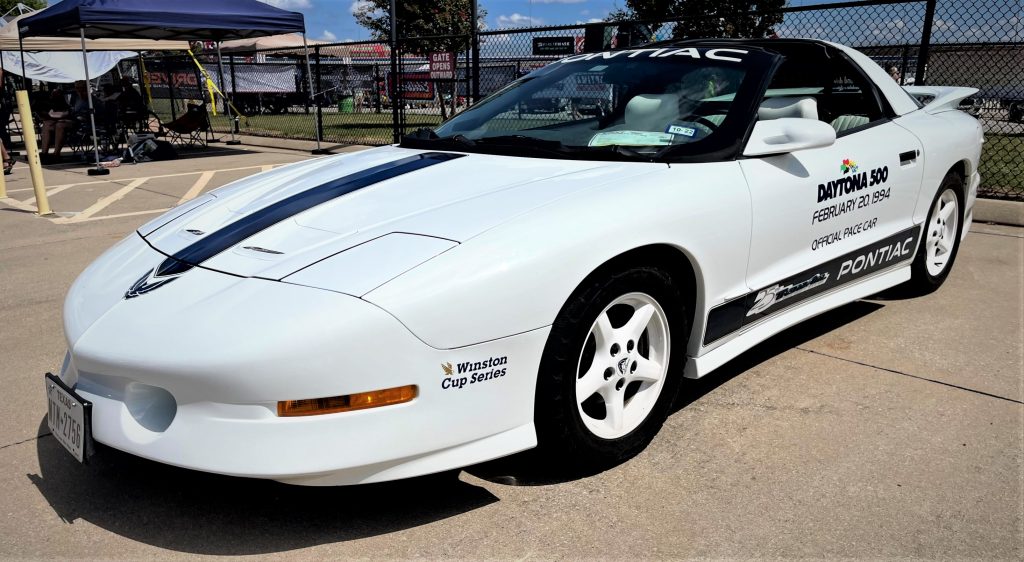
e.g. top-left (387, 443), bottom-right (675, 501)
top-left (535, 266), bottom-right (687, 468)
top-left (906, 173), bottom-right (964, 294)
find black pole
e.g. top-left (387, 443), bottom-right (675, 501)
top-left (470, 0), bottom-right (480, 103)
top-left (915, 0), bottom-right (936, 86)
top-left (389, 0), bottom-right (400, 143)
top-left (899, 44), bottom-right (909, 86)
top-left (168, 57), bottom-right (178, 122)
top-left (215, 42), bottom-right (240, 144)
top-left (302, 33), bottom-right (324, 153)
top-left (315, 45), bottom-right (324, 143)
top-left (374, 63), bottom-right (381, 114)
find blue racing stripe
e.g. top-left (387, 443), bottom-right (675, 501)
top-left (155, 152), bottom-right (463, 277)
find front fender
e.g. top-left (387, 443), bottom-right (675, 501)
top-left (363, 162), bottom-right (752, 351)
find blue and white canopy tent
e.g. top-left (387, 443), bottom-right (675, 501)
top-left (18, 0), bottom-right (313, 174)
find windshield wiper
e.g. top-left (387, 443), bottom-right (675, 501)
top-left (595, 144), bottom-right (652, 161)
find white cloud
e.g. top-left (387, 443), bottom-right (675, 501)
top-left (350, 0), bottom-right (376, 15)
top-left (257, 0), bottom-right (312, 9)
top-left (319, 30), bottom-right (337, 41)
top-left (574, 18), bottom-right (604, 24)
top-left (497, 13), bottom-right (544, 27)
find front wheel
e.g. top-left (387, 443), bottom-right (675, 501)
top-left (906, 173), bottom-right (964, 295)
top-left (534, 266), bottom-right (687, 468)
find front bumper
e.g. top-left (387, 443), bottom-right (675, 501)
top-left (62, 257), bottom-right (546, 485)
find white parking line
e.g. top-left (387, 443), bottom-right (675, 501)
top-left (1, 162), bottom-right (291, 223)
top-left (57, 178), bottom-right (150, 223)
top-left (177, 171), bottom-right (216, 205)
top-left (70, 208), bottom-right (172, 223)
top-left (0, 197), bottom-right (36, 213)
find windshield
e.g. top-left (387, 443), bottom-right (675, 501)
top-left (410, 46), bottom-right (776, 162)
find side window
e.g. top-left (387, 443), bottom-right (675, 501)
top-left (826, 57), bottom-right (887, 135)
top-left (760, 50), bottom-right (887, 136)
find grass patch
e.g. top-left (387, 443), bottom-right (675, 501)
top-left (209, 112), bottom-right (441, 146)
top-left (149, 98), bottom-right (1023, 199)
top-left (979, 134), bottom-right (1024, 198)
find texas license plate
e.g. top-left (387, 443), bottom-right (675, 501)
top-left (44, 373), bottom-right (92, 463)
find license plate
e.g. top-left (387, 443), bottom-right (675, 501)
top-left (44, 373), bottom-right (92, 463)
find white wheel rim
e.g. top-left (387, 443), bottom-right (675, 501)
top-left (925, 189), bottom-right (959, 277)
top-left (575, 292), bottom-right (670, 440)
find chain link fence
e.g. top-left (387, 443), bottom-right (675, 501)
top-left (129, 0), bottom-right (1021, 199)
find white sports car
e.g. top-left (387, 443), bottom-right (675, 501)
top-left (47, 39), bottom-right (982, 485)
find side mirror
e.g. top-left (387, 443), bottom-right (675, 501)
top-left (743, 118), bottom-right (837, 157)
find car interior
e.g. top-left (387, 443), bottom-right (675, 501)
top-left (678, 42), bottom-right (890, 137)
top-left (753, 42), bottom-right (888, 135)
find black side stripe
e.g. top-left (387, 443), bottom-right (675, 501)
top-left (702, 225), bottom-right (921, 346)
top-left (155, 152), bottom-right (464, 277)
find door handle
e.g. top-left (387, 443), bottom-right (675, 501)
top-left (899, 150), bottom-right (918, 165)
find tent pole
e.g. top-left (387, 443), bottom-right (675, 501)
top-left (0, 52), bottom-right (6, 199)
top-left (302, 33), bottom-right (325, 155)
top-left (17, 32), bottom-right (27, 90)
top-left (215, 42), bottom-right (240, 145)
top-left (80, 26), bottom-right (108, 176)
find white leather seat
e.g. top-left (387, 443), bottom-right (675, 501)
top-left (757, 96), bottom-right (818, 121)
top-left (831, 114), bottom-right (871, 132)
top-left (624, 94), bottom-right (681, 130)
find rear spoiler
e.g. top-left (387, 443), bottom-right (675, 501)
top-left (903, 86), bottom-right (979, 114)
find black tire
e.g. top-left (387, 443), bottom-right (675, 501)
top-left (534, 265), bottom-right (688, 469)
top-left (906, 172), bottom-right (965, 295)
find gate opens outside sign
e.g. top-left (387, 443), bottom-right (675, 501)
top-left (430, 52), bottom-right (454, 80)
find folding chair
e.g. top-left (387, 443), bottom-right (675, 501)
top-left (164, 103), bottom-right (211, 147)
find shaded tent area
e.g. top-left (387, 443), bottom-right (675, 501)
top-left (17, 0), bottom-right (313, 174)
top-left (0, 10), bottom-right (191, 163)
top-left (0, 11), bottom-right (189, 82)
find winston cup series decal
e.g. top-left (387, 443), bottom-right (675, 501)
top-left (441, 356), bottom-right (509, 390)
top-left (704, 226), bottom-right (919, 345)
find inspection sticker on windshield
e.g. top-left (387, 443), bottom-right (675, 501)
top-left (589, 131), bottom-right (674, 147)
top-left (666, 125), bottom-right (697, 137)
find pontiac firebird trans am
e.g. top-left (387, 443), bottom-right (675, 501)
top-left (46, 39), bottom-right (982, 485)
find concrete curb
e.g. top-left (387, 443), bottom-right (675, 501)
top-left (974, 198), bottom-right (1024, 227)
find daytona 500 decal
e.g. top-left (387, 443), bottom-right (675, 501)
top-left (703, 225), bottom-right (920, 345)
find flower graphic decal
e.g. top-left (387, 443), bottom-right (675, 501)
top-left (840, 158), bottom-right (859, 174)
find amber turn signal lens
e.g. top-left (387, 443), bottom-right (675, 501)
top-left (277, 385), bottom-right (418, 417)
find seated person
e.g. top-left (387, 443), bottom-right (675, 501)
top-left (117, 77), bottom-right (147, 115)
top-left (40, 81), bottom-right (90, 160)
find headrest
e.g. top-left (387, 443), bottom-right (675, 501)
top-left (624, 94), bottom-right (680, 128)
top-left (758, 96), bottom-right (818, 121)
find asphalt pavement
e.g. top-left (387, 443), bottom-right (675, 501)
top-left (0, 146), bottom-right (1021, 559)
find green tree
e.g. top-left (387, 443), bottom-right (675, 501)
top-left (353, 0), bottom-right (485, 117)
top-left (608, 0), bottom-right (786, 41)
top-left (0, 0), bottom-right (47, 15)
top-left (353, 0), bottom-right (485, 53)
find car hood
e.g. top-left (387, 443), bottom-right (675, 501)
top-left (139, 146), bottom-right (658, 279)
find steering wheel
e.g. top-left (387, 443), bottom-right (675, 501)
top-left (678, 114), bottom-right (722, 132)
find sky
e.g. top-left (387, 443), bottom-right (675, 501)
top-left (254, 0), bottom-right (1021, 45)
top-left (256, 0), bottom-right (627, 42)
top-left (38, 0), bottom-right (1020, 45)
